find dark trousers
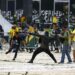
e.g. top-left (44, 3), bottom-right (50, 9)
top-left (29, 47), bottom-right (57, 63)
top-left (6, 44), bottom-right (20, 60)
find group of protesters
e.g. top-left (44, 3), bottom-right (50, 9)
top-left (0, 13), bottom-right (75, 64)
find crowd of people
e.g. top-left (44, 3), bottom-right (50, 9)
top-left (0, 9), bottom-right (75, 64)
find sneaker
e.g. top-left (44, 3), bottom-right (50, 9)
top-left (12, 58), bottom-right (15, 61)
top-left (67, 61), bottom-right (72, 64)
top-left (5, 52), bottom-right (8, 54)
top-left (58, 62), bottom-right (64, 64)
top-left (55, 50), bottom-right (59, 53)
top-left (55, 61), bottom-right (57, 63)
top-left (28, 61), bottom-right (33, 63)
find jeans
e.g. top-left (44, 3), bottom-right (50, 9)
top-left (60, 44), bottom-right (72, 63)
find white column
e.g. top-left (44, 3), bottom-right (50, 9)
top-left (54, 0), bottom-right (55, 15)
top-left (6, 0), bottom-right (8, 11)
top-left (14, 0), bottom-right (16, 13)
top-left (68, 0), bottom-right (70, 26)
top-left (39, 0), bottom-right (41, 16)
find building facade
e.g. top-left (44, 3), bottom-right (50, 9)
top-left (0, 0), bottom-right (32, 17)
top-left (0, 0), bottom-right (75, 15)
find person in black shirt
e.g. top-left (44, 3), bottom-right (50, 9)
top-left (28, 31), bottom-right (57, 63)
top-left (5, 32), bottom-right (21, 60)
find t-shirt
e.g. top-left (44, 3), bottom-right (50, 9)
top-left (63, 31), bottom-right (69, 45)
top-left (52, 16), bottom-right (58, 23)
top-left (28, 26), bottom-right (35, 33)
top-left (12, 35), bottom-right (21, 46)
top-left (9, 27), bottom-right (19, 38)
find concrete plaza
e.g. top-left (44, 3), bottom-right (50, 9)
top-left (0, 44), bottom-right (75, 75)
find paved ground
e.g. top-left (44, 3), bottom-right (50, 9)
top-left (0, 44), bottom-right (75, 75)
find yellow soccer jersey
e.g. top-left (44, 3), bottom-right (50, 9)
top-left (28, 26), bottom-right (35, 33)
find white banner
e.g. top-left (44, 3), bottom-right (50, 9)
top-left (0, 14), bottom-right (13, 35)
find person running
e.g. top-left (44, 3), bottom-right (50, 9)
top-left (8, 25), bottom-right (19, 46)
top-left (5, 31), bottom-right (26, 60)
top-left (28, 31), bottom-right (57, 63)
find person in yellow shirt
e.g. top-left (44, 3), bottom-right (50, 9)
top-left (25, 23), bottom-right (38, 52)
top-left (26, 23), bottom-right (37, 37)
top-left (52, 15), bottom-right (58, 25)
top-left (71, 29), bottom-right (75, 62)
top-left (8, 25), bottom-right (19, 45)
top-left (26, 23), bottom-right (35, 43)
top-left (20, 16), bottom-right (26, 23)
